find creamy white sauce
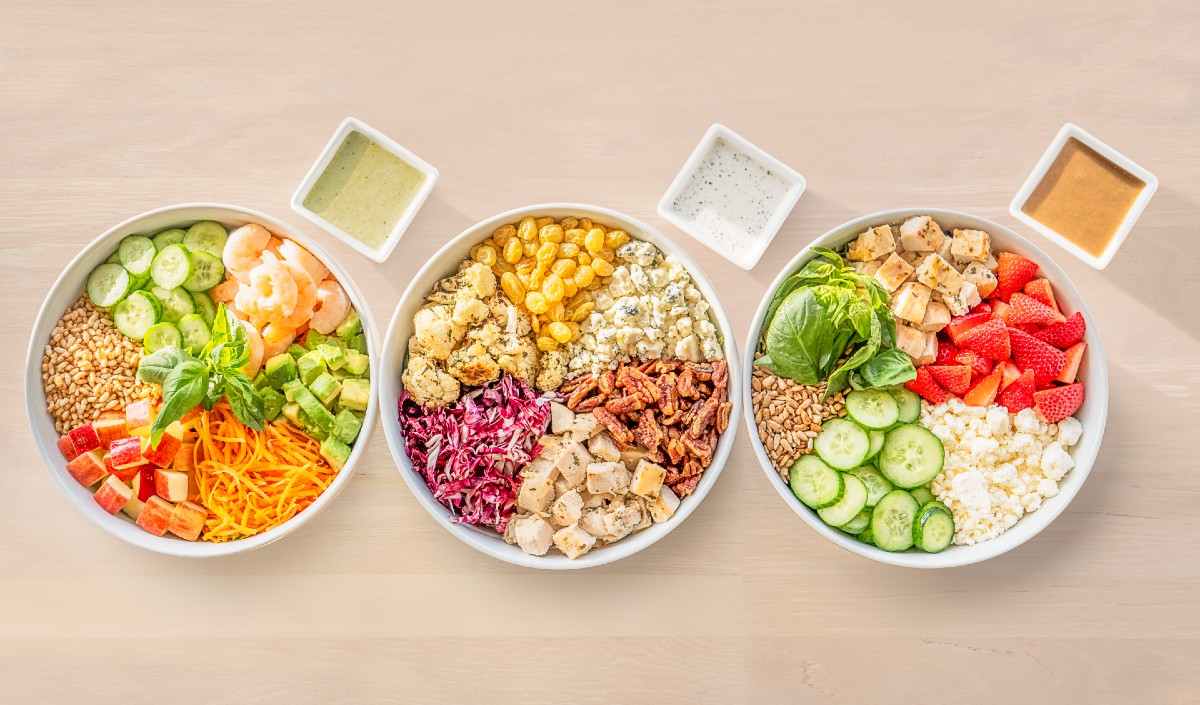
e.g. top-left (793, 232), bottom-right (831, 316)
top-left (667, 138), bottom-right (792, 250)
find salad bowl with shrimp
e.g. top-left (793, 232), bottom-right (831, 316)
top-left (26, 203), bottom-right (378, 556)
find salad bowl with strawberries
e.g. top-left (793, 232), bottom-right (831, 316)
top-left (743, 208), bottom-right (1107, 568)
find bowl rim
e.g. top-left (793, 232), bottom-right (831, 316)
top-left (379, 202), bottom-right (742, 569)
top-left (741, 207), bottom-right (1109, 568)
top-left (25, 202), bottom-right (379, 557)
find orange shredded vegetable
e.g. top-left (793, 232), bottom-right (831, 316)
top-left (193, 402), bottom-right (338, 542)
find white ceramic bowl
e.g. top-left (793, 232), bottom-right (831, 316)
top-left (381, 203), bottom-right (741, 569)
top-left (743, 208), bottom-right (1108, 568)
top-left (25, 203), bottom-right (378, 557)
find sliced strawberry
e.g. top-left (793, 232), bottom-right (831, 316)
top-left (904, 366), bottom-right (946, 404)
top-left (1015, 322), bottom-right (1040, 334)
top-left (970, 301), bottom-right (993, 315)
top-left (995, 251), bottom-right (1039, 301)
top-left (956, 318), bottom-right (1012, 361)
top-left (1034, 311), bottom-right (1086, 349)
top-left (963, 365), bottom-right (1005, 407)
top-left (1009, 328), bottom-right (1067, 387)
top-left (1008, 292), bottom-right (1066, 326)
top-left (1056, 342), bottom-right (1086, 384)
top-left (927, 365), bottom-right (972, 395)
top-left (935, 341), bottom-right (960, 366)
top-left (1033, 383), bottom-right (1085, 423)
top-left (999, 360), bottom-right (1022, 391)
top-left (990, 299), bottom-right (1012, 324)
top-left (1023, 278), bottom-right (1060, 312)
top-left (997, 369), bottom-right (1035, 413)
top-left (946, 313), bottom-right (993, 345)
top-left (955, 349), bottom-right (994, 377)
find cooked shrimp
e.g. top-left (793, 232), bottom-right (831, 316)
top-left (235, 256), bottom-right (299, 326)
top-left (310, 279), bottom-right (351, 334)
top-left (261, 326), bottom-right (296, 358)
top-left (265, 237), bottom-right (284, 256)
top-left (265, 260), bottom-right (318, 332)
top-left (209, 277), bottom-right (240, 304)
top-left (279, 239), bottom-right (329, 286)
top-left (240, 320), bottom-right (265, 378)
top-left (223, 224), bottom-right (271, 276)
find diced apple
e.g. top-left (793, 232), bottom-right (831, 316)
top-left (141, 423), bottom-right (184, 467)
top-left (125, 399), bottom-right (158, 437)
top-left (135, 495), bottom-right (174, 536)
top-left (103, 451), bottom-right (146, 483)
top-left (92, 475), bottom-right (133, 514)
top-left (167, 500), bottom-right (208, 541)
top-left (56, 435), bottom-right (80, 461)
top-left (172, 442), bottom-right (196, 473)
top-left (178, 405), bottom-right (204, 430)
top-left (108, 436), bottom-right (145, 469)
top-left (65, 449), bottom-right (107, 487)
top-left (92, 413), bottom-right (128, 449)
top-left (136, 466), bottom-right (157, 501)
top-left (68, 423), bottom-right (101, 453)
top-left (124, 473), bottom-right (148, 518)
top-left (154, 469), bottom-right (189, 502)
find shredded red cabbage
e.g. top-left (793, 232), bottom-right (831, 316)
top-left (398, 374), bottom-right (551, 532)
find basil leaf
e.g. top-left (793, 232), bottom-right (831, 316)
top-left (763, 288), bottom-right (836, 385)
top-left (150, 360), bottom-right (208, 445)
top-left (224, 372), bottom-right (264, 431)
top-left (811, 247), bottom-right (844, 268)
top-left (137, 347), bottom-right (187, 386)
top-left (860, 349), bottom-right (917, 387)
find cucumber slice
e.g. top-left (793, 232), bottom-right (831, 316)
top-left (788, 455), bottom-right (844, 509)
top-left (814, 418), bottom-right (870, 470)
top-left (841, 509), bottom-right (872, 535)
top-left (150, 286), bottom-right (195, 324)
top-left (849, 466), bottom-right (893, 507)
top-left (143, 322), bottom-right (182, 352)
top-left (86, 263), bottom-right (131, 308)
top-left (878, 424), bottom-right (945, 489)
top-left (890, 386), bottom-right (922, 424)
top-left (182, 251), bottom-right (225, 292)
top-left (112, 290), bottom-right (161, 340)
top-left (152, 228), bottom-right (186, 249)
top-left (858, 526), bottom-right (875, 545)
top-left (914, 503), bottom-right (954, 553)
top-left (871, 490), bottom-right (920, 552)
top-left (117, 235), bottom-right (156, 277)
top-left (910, 487), bottom-right (935, 507)
top-left (818, 473), bottom-right (868, 528)
top-left (846, 389), bottom-right (900, 430)
top-left (183, 221), bottom-right (229, 257)
top-left (131, 270), bottom-right (153, 291)
top-left (866, 430), bottom-right (885, 460)
top-left (150, 244), bottom-right (192, 289)
top-left (191, 290), bottom-right (217, 326)
top-left (178, 313), bottom-right (212, 353)
top-left (105, 252), bottom-right (120, 264)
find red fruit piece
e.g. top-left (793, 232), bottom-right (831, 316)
top-left (1033, 383), bottom-right (1085, 423)
top-left (995, 252), bottom-right (1039, 301)
top-left (963, 365), bottom-right (1005, 407)
top-left (1023, 278), bottom-right (1060, 312)
top-left (990, 299), bottom-right (1012, 324)
top-left (1057, 342), bottom-right (1086, 384)
top-left (935, 341), bottom-right (960, 366)
top-left (904, 367), bottom-right (946, 404)
top-left (927, 365), bottom-right (972, 395)
top-left (1008, 292), bottom-right (1066, 326)
top-left (1015, 323), bottom-right (1040, 334)
top-left (970, 301), bottom-right (993, 315)
top-left (1009, 328), bottom-right (1067, 386)
top-left (68, 424), bottom-right (101, 454)
top-left (946, 313), bottom-right (993, 345)
top-left (998, 369), bottom-right (1036, 413)
top-left (56, 435), bottom-right (80, 461)
top-left (999, 360), bottom-right (1022, 391)
top-left (954, 350), bottom-right (994, 377)
top-left (1034, 311), bottom-right (1087, 349)
top-left (957, 318), bottom-right (1012, 361)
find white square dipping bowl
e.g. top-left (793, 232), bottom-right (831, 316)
top-left (1009, 123), bottom-right (1157, 270)
top-left (657, 123), bottom-right (805, 271)
top-left (291, 117), bottom-right (439, 263)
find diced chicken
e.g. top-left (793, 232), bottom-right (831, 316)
top-left (578, 507), bottom-right (608, 537)
top-left (915, 300), bottom-right (951, 333)
top-left (914, 254), bottom-right (965, 297)
top-left (524, 456), bottom-right (558, 484)
top-left (920, 330), bottom-right (939, 366)
top-left (935, 237), bottom-right (954, 264)
top-left (873, 253), bottom-right (915, 292)
top-left (550, 489), bottom-right (584, 527)
top-left (898, 216), bottom-right (946, 252)
top-left (587, 433), bottom-right (622, 463)
top-left (603, 504), bottom-right (643, 541)
top-left (899, 250), bottom-right (923, 267)
top-left (586, 461), bottom-right (631, 495)
top-left (553, 440), bottom-right (593, 487)
top-left (517, 475), bottom-right (555, 513)
top-left (648, 485), bottom-right (681, 523)
top-left (983, 253), bottom-right (999, 271)
top-left (943, 280), bottom-right (982, 316)
top-left (951, 229), bottom-right (991, 262)
top-left (629, 459), bottom-right (667, 499)
top-left (961, 261), bottom-right (998, 298)
top-left (553, 476), bottom-right (573, 498)
top-left (895, 325), bottom-right (937, 363)
top-left (552, 523), bottom-right (596, 559)
top-left (889, 282), bottom-right (932, 324)
top-left (538, 435), bottom-right (563, 462)
top-left (619, 449), bottom-right (648, 473)
top-left (852, 260), bottom-right (882, 277)
top-left (581, 490), bottom-right (608, 508)
top-left (566, 413), bottom-right (600, 441)
top-left (549, 402), bottom-right (575, 435)
top-left (512, 515), bottom-right (554, 556)
top-left (846, 225), bottom-right (896, 261)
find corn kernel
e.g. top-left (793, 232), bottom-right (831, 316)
top-left (522, 241), bottom-right (537, 257)
top-left (559, 216), bottom-right (578, 230)
top-left (535, 216), bottom-right (554, 229)
top-left (592, 259), bottom-right (614, 277)
top-left (493, 224), bottom-right (516, 247)
top-left (500, 272), bottom-right (526, 302)
top-left (552, 259), bottom-right (576, 278)
top-left (563, 278), bottom-right (577, 298)
top-left (525, 291), bottom-right (550, 314)
top-left (542, 274), bottom-right (565, 302)
top-left (518, 217), bottom-right (538, 242)
top-left (605, 229), bottom-right (630, 249)
top-left (503, 238), bottom-right (523, 264)
top-left (574, 265), bottom-right (595, 287)
top-left (569, 302), bottom-right (595, 322)
top-left (536, 241), bottom-right (559, 263)
top-left (547, 321), bottom-right (572, 343)
top-left (538, 224), bottom-right (564, 243)
top-left (473, 245), bottom-right (498, 267)
top-left (536, 336), bottom-right (559, 352)
top-left (584, 228), bottom-right (606, 252)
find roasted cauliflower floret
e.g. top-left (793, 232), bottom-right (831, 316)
top-left (497, 333), bottom-right (538, 387)
top-left (536, 350), bottom-right (568, 391)
top-left (452, 296), bottom-right (489, 326)
top-left (447, 341), bottom-right (501, 387)
top-left (461, 262), bottom-right (496, 299)
top-left (402, 354), bottom-right (460, 406)
top-left (413, 305), bottom-right (458, 360)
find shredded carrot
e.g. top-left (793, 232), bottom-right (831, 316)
top-left (193, 402), bottom-right (338, 542)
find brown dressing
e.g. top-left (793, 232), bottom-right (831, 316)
top-left (1021, 137), bottom-right (1145, 257)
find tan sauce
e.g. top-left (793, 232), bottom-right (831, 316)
top-left (1021, 137), bottom-right (1145, 257)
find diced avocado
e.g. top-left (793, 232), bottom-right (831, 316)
top-left (309, 372), bottom-right (342, 407)
top-left (340, 378), bottom-right (370, 411)
top-left (293, 387), bottom-right (335, 432)
top-left (281, 402), bottom-right (303, 427)
top-left (305, 331), bottom-right (328, 350)
top-left (260, 387), bottom-right (285, 421)
top-left (349, 333), bottom-right (367, 355)
top-left (301, 411), bottom-right (328, 441)
top-left (335, 308), bottom-right (362, 340)
top-left (331, 408), bottom-right (363, 444)
top-left (317, 341), bottom-right (347, 370)
top-left (297, 350), bottom-right (327, 386)
top-left (253, 373), bottom-right (272, 390)
top-left (344, 349), bottom-right (370, 376)
top-left (287, 343), bottom-right (308, 359)
top-left (282, 379), bottom-right (305, 402)
top-left (330, 367), bottom-right (350, 382)
top-left (320, 436), bottom-right (351, 469)
top-left (265, 353), bottom-right (298, 388)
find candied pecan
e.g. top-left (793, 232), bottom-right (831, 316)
top-left (717, 401), bottom-right (732, 433)
top-left (597, 370), bottom-right (616, 395)
top-left (559, 373), bottom-right (591, 395)
top-left (605, 394), bottom-right (644, 415)
top-left (615, 365), bottom-right (634, 389)
top-left (635, 409), bottom-right (664, 452)
top-left (682, 459), bottom-right (703, 477)
top-left (565, 376), bottom-right (598, 410)
top-left (638, 359), bottom-right (657, 373)
top-left (626, 368), bottom-right (662, 404)
top-left (681, 433), bottom-right (713, 466)
top-left (665, 437), bottom-right (685, 465)
top-left (677, 368), bottom-right (699, 398)
top-left (712, 358), bottom-right (728, 390)
top-left (670, 475), bottom-right (701, 498)
top-left (658, 377), bottom-right (678, 416)
top-left (689, 397), bottom-right (718, 437)
top-left (593, 407), bottom-right (635, 449)
top-left (687, 362), bottom-right (714, 381)
top-left (573, 395), bottom-right (603, 412)
top-left (664, 466), bottom-right (684, 486)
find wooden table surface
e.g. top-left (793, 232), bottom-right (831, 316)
top-left (3, 1), bottom-right (1198, 703)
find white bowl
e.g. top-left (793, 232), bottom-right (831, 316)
top-left (25, 203), bottom-right (379, 557)
top-left (380, 203), bottom-right (741, 569)
top-left (742, 208), bottom-right (1108, 568)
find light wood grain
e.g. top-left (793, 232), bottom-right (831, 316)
top-left (3, 1), bottom-right (1198, 703)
